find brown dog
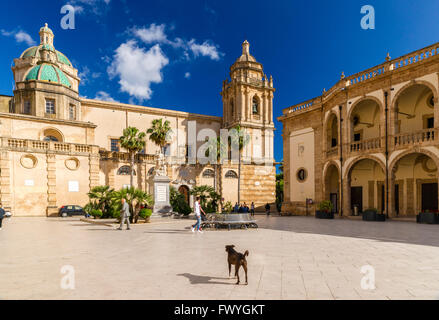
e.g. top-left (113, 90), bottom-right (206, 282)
top-left (225, 245), bottom-right (249, 285)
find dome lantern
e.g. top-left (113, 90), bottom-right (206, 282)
top-left (39, 23), bottom-right (54, 47)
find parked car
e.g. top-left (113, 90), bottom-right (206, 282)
top-left (59, 205), bottom-right (85, 217)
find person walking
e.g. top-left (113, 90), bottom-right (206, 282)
top-left (0, 205), bottom-right (5, 230)
top-left (265, 203), bottom-right (271, 217)
top-left (118, 198), bottom-right (131, 230)
top-left (250, 202), bottom-right (255, 217)
top-left (192, 197), bottom-right (205, 233)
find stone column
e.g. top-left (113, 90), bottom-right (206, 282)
top-left (406, 178), bottom-right (414, 215)
top-left (139, 162), bottom-right (147, 192)
top-left (89, 147), bottom-right (100, 191)
top-left (0, 150), bottom-right (12, 212)
top-left (46, 153), bottom-right (57, 217)
top-left (262, 93), bottom-right (267, 124)
top-left (269, 93), bottom-right (273, 123)
top-left (242, 88), bottom-right (248, 121)
top-left (342, 176), bottom-right (351, 216)
top-left (387, 174), bottom-right (395, 217)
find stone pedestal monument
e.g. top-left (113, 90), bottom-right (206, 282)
top-left (152, 153), bottom-right (172, 216)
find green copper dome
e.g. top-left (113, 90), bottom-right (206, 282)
top-left (25, 65), bottom-right (41, 81)
top-left (22, 47), bottom-right (38, 58)
top-left (20, 46), bottom-right (72, 67)
top-left (24, 63), bottom-right (71, 88)
top-left (56, 51), bottom-right (72, 66)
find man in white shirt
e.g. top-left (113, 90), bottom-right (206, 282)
top-left (192, 197), bottom-right (206, 233)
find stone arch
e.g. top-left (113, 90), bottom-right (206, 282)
top-left (323, 160), bottom-right (341, 212)
top-left (389, 148), bottom-right (439, 176)
top-left (323, 111), bottom-right (340, 151)
top-left (252, 94), bottom-right (260, 115)
top-left (392, 80), bottom-right (438, 111)
top-left (117, 165), bottom-right (136, 176)
top-left (347, 96), bottom-right (384, 142)
top-left (344, 155), bottom-right (387, 215)
top-left (225, 170), bottom-right (238, 179)
top-left (343, 155), bottom-right (386, 180)
top-left (323, 160), bottom-right (341, 181)
top-left (202, 169), bottom-right (215, 178)
top-left (178, 185), bottom-right (191, 205)
top-left (391, 80), bottom-right (438, 134)
top-left (388, 148), bottom-right (439, 216)
top-left (41, 127), bottom-right (64, 142)
top-left (348, 95), bottom-right (384, 121)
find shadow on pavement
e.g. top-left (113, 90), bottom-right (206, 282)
top-left (257, 216), bottom-right (439, 248)
top-left (177, 273), bottom-right (235, 285)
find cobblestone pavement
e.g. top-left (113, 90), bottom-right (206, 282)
top-left (1, 216), bottom-right (439, 300)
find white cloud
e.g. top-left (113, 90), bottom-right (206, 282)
top-left (184, 72), bottom-right (191, 79)
top-left (107, 40), bottom-right (169, 101)
top-left (132, 24), bottom-right (167, 44)
top-left (131, 24), bottom-right (223, 61)
top-left (1, 29), bottom-right (36, 46)
top-left (67, 0), bottom-right (111, 15)
top-left (188, 39), bottom-right (221, 61)
top-left (95, 91), bottom-right (117, 102)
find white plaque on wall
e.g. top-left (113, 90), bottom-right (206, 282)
top-left (156, 185), bottom-right (167, 202)
top-left (25, 180), bottom-right (34, 186)
top-left (68, 181), bottom-right (79, 192)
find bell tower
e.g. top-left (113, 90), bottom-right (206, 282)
top-left (220, 40), bottom-right (275, 163)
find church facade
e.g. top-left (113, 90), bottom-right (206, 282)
top-left (279, 42), bottom-right (439, 217)
top-left (0, 24), bottom-right (276, 216)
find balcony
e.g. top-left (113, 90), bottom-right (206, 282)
top-left (349, 137), bottom-right (382, 154)
top-left (393, 128), bottom-right (437, 149)
top-left (3, 137), bottom-right (97, 155)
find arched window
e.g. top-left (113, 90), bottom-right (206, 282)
top-left (44, 136), bottom-right (59, 142)
top-left (225, 170), bottom-right (238, 179)
top-left (118, 166), bottom-right (136, 176)
top-left (42, 128), bottom-right (64, 142)
top-left (252, 96), bottom-right (259, 114)
top-left (147, 167), bottom-right (155, 176)
top-left (203, 169), bottom-right (215, 178)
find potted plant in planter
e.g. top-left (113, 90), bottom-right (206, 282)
top-left (417, 210), bottom-right (439, 224)
top-left (316, 201), bottom-right (334, 219)
top-left (139, 208), bottom-right (153, 223)
top-left (362, 208), bottom-right (377, 221)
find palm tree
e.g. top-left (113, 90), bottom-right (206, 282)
top-left (112, 187), bottom-right (153, 224)
top-left (146, 119), bottom-right (173, 156)
top-left (120, 127), bottom-right (146, 188)
top-left (205, 136), bottom-right (227, 192)
top-left (205, 136), bottom-right (227, 212)
top-left (190, 185), bottom-right (216, 210)
top-left (87, 185), bottom-right (115, 216)
top-left (230, 125), bottom-right (250, 204)
top-left (133, 189), bottom-right (154, 223)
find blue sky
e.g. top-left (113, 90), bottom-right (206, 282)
top-left (1, 0), bottom-right (439, 163)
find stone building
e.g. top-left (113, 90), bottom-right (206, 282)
top-left (279, 42), bottom-right (439, 217)
top-left (0, 24), bottom-right (276, 216)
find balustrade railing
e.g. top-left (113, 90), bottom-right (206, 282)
top-left (391, 44), bottom-right (439, 70)
top-left (3, 138), bottom-right (95, 154)
top-left (350, 137), bottom-right (382, 153)
top-left (284, 42), bottom-right (439, 116)
top-left (394, 128), bottom-right (437, 147)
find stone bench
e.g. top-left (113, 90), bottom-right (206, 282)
top-left (202, 213), bottom-right (258, 230)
